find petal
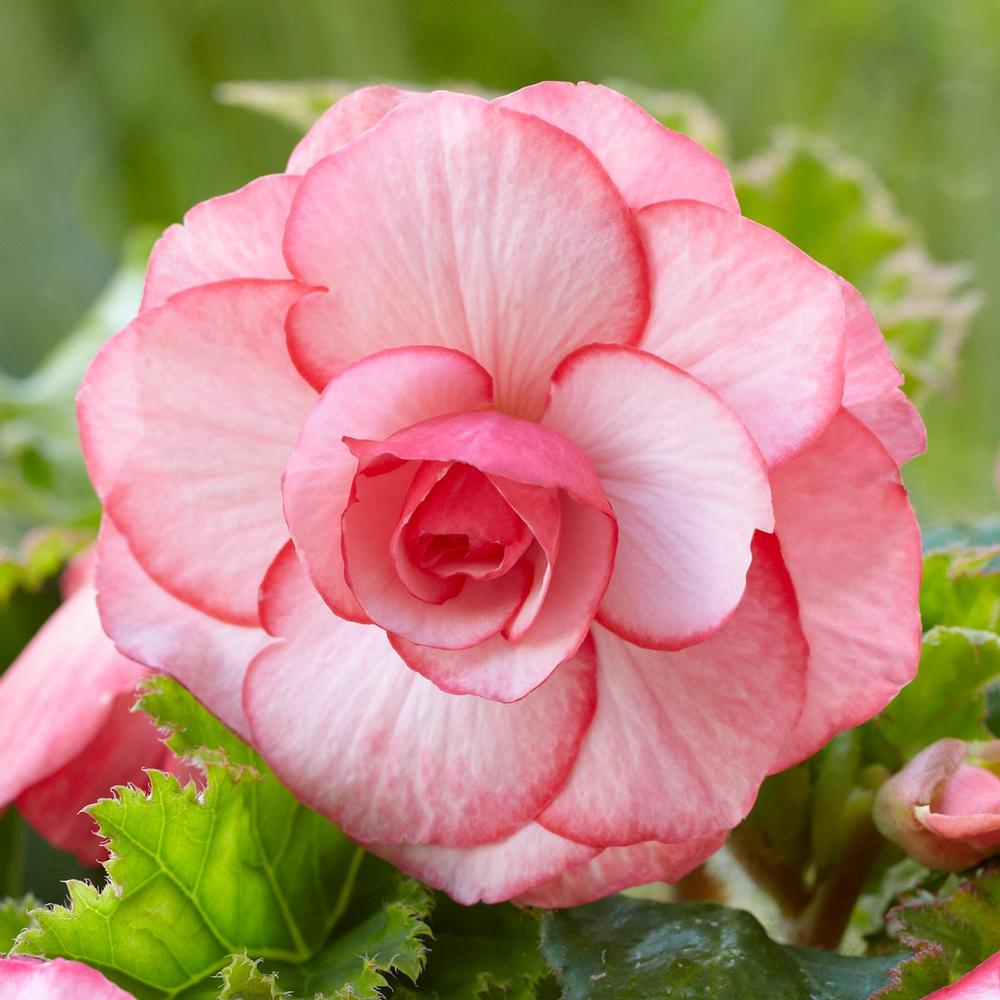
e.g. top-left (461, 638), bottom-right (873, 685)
top-left (637, 200), bottom-right (845, 467)
top-left (769, 411), bottom-right (922, 770)
top-left (96, 517), bottom-right (268, 739)
top-left (543, 345), bottom-right (772, 649)
top-left (140, 174), bottom-right (299, 311)
top-left (514, 833), bottom-right (727, 908)
top-left (840, 281), bottom-right (903, 407)
top-left (245, 544), bottom-right (597, 847)
top-left (848, 389), bottom-right (927, 466)
top-left (286, 85), bottom-right (421, 174)
top-left (938, 765), bottom-right (1000, 817)
top-left (0, 580), bottom-right (146, 811)
top-left (341, 462), bottom-right (532, 649)
top-left (16, 693), bottom-right (170, 866)
top-left (370, 823), bottom-right (598, 906)
top-left (925, 952), bottom-right (1000, 1000)
top-left (495, 81), bottom-right (737, 212)
top-left (0, 957), bottom-right (134, 998)
top-left (539, 534), bottom-right (808, 846)
top-left (78, 279), bottom-right (315, 626)
top-left (391, 495), bottom-right (615, 702)
top-left (284, 91), bottom-right (648, 418)
top-left (919, 809), bottom-right (1000, 842)
top-left (282, 346), bottom-right (494, 623)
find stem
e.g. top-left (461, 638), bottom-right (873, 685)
top-left (673, 863), bottom-right (728, 904)
top-left (727, 826), bottom-right (812, 917)
top-left (0, 808), bottom-right (25, 898)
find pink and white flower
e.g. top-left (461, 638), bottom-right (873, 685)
top-left (0, 956), bottom-right (132, 999)
top-left (0, 548), bottom-right (180, 865)
top-left (78, 81), bottom-right (924, 905)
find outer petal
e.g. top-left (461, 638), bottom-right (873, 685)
top-left (78, 279), bottom-right (315, 626)
top-left (245, 545), bottom-right (597, 847)
top-left (637, 200), bottom-right (845, 467)
top-left (0, 579), bottom-right (146, 810)
top-left (540, 534), bottom-right (808, 846)
top-left (769, 411), bottom-right (922, 770)
top-left (96, 517), bottom-right (268, 739)
top-left (495, 81), bottom-right (738, 212)
top-left (840, 282), bottom-right (925, 465)
top-left (925, 951), bottom-right (1000, 1000)
top-left (391, 495), bottom-right (615, 702)
top-left (371, 823), bottom-right (598, 906)
top-left (0, 957), bottom-right (133, 999)
top-left (284, 91), bottom-right (648, 417)
top-left (287, 85), bottom-right (420, 174)
top-left (17, 693), bottom-right (171, 865)
top-left (543, 345), bottom-right (772, 649)
top-left (141, 175), bottom-right (299, 311)
top-left (282, 347), bottom-right (494, 623)
top-left (514, 832), bottom-right (727, 908)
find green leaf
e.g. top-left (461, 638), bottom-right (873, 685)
top-left (395, 897), bottom-right (549, 1000)
top-left (921, 548), bottom-right (1000, 632)
top-left (218, 954), bottom-right (283, 1000)
top-left (13, 678), bottom-right (430, 1000)
top-left (873, 865), bottom-right (1000, 998)
top-left (873, 627), bottom-right (1000, 761)
top-left (540, 896), bottom-right (901, 1000)
top-left (0, 895), bottom-right (37, 953)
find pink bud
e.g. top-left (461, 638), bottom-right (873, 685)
top-left (925, 949), bottom-right (1000, 998)
top-left (874, 739), bottom-right (1000, 870)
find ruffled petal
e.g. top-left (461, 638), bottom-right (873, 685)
top-left (543, 344), bottom-right (771, 649)
top-left (637, 200), bottom-right (845, 467)
top-left (96, 517), bottom-right (268, 739)
top-left (287, 85), bottom-right (420, 174)
top-left (78, 279), bottom-right (315, 626)
top-left (245, 545), bottom-right (597, 847)
top-left (769, 411), bottom-right (922, 770)
top-left (0, 957), bottom-right (134, 998)
top-left (282, 346), bottom-right (494, 623)
top-left (141, 175), bottom-right (299, 311)
top-left (514, 833), bottom-right (727, 908)
top-left (284, 91), bottom-right (648, 417)
top-left (848, 389), bottom-right (927, 466)
top-left (540, 534), bottom-right (808, 846)
top-left (370, 823), bottom-right (598, 906)
top-left (495, 81), bottom-right (737, 212)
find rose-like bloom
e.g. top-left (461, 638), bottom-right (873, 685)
top-left (78, 82), bottom-right (923, 905)
top-left (925, 951), bottom-right (1000, 999)
top-left (0, 547), bottom-right (181, 864)
top-left (874, 739), bottom-right (1000, 870)
top-left (0, 956), bottom-right (132, 998)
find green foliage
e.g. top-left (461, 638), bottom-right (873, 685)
top-left (873, 627), bottom-right (1000, 762)
top-left (874, 866), bottom-right (1000, 998)
top-left (921, 547), bottom-right (1000, 632)
top-left (0, 895), bottom-right (36, 953)
top-left (13, 677), bottom-right (431, 1000)
top-left (540, 896), bottom-right (901, 1000)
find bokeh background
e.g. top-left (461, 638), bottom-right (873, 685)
top-left (2, 0), bottom-right (998, 524)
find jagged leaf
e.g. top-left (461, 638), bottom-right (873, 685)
top-left (218, 954), bottom-right (284, 999)
top-left (873, 865), bottom-right (1000, 998)
top-left (873, 627), bottom-right (1000, 762)
top-left (541, 896), bottom-right (901, 1000)
top-left (0, 895), bottom-right (37, 953)
top-left (12, 678), bottom-right (431, 1000)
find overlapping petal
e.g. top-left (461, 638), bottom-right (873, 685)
top-left (769, 411), bottom-right (922, 770)
top-left (637, 200), bottom-right (845, 467)
top-left (78, 279), bottom-right (315, 626)
top-left (543, 344), bottom-right (771, 649)
top-left (245, 545), bottom-right (597, 847)
top-left (495, 81), bottom-right (738, 212)
top-left (283, 91), bottom-right (648, 416)
top-left (140, 175), bottom-right (299, 311)
top-left (0, 957), bottom-right (133, 999)
top-left (539, 534), bottom-right (807, 846)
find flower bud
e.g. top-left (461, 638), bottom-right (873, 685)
top-left (873, 738), bottom-right (1000, 870)
top-left (925, 949), bottom-right (1000, 998)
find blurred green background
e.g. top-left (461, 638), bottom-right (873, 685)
top-left (1, 0), bottom-right (997, 524)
